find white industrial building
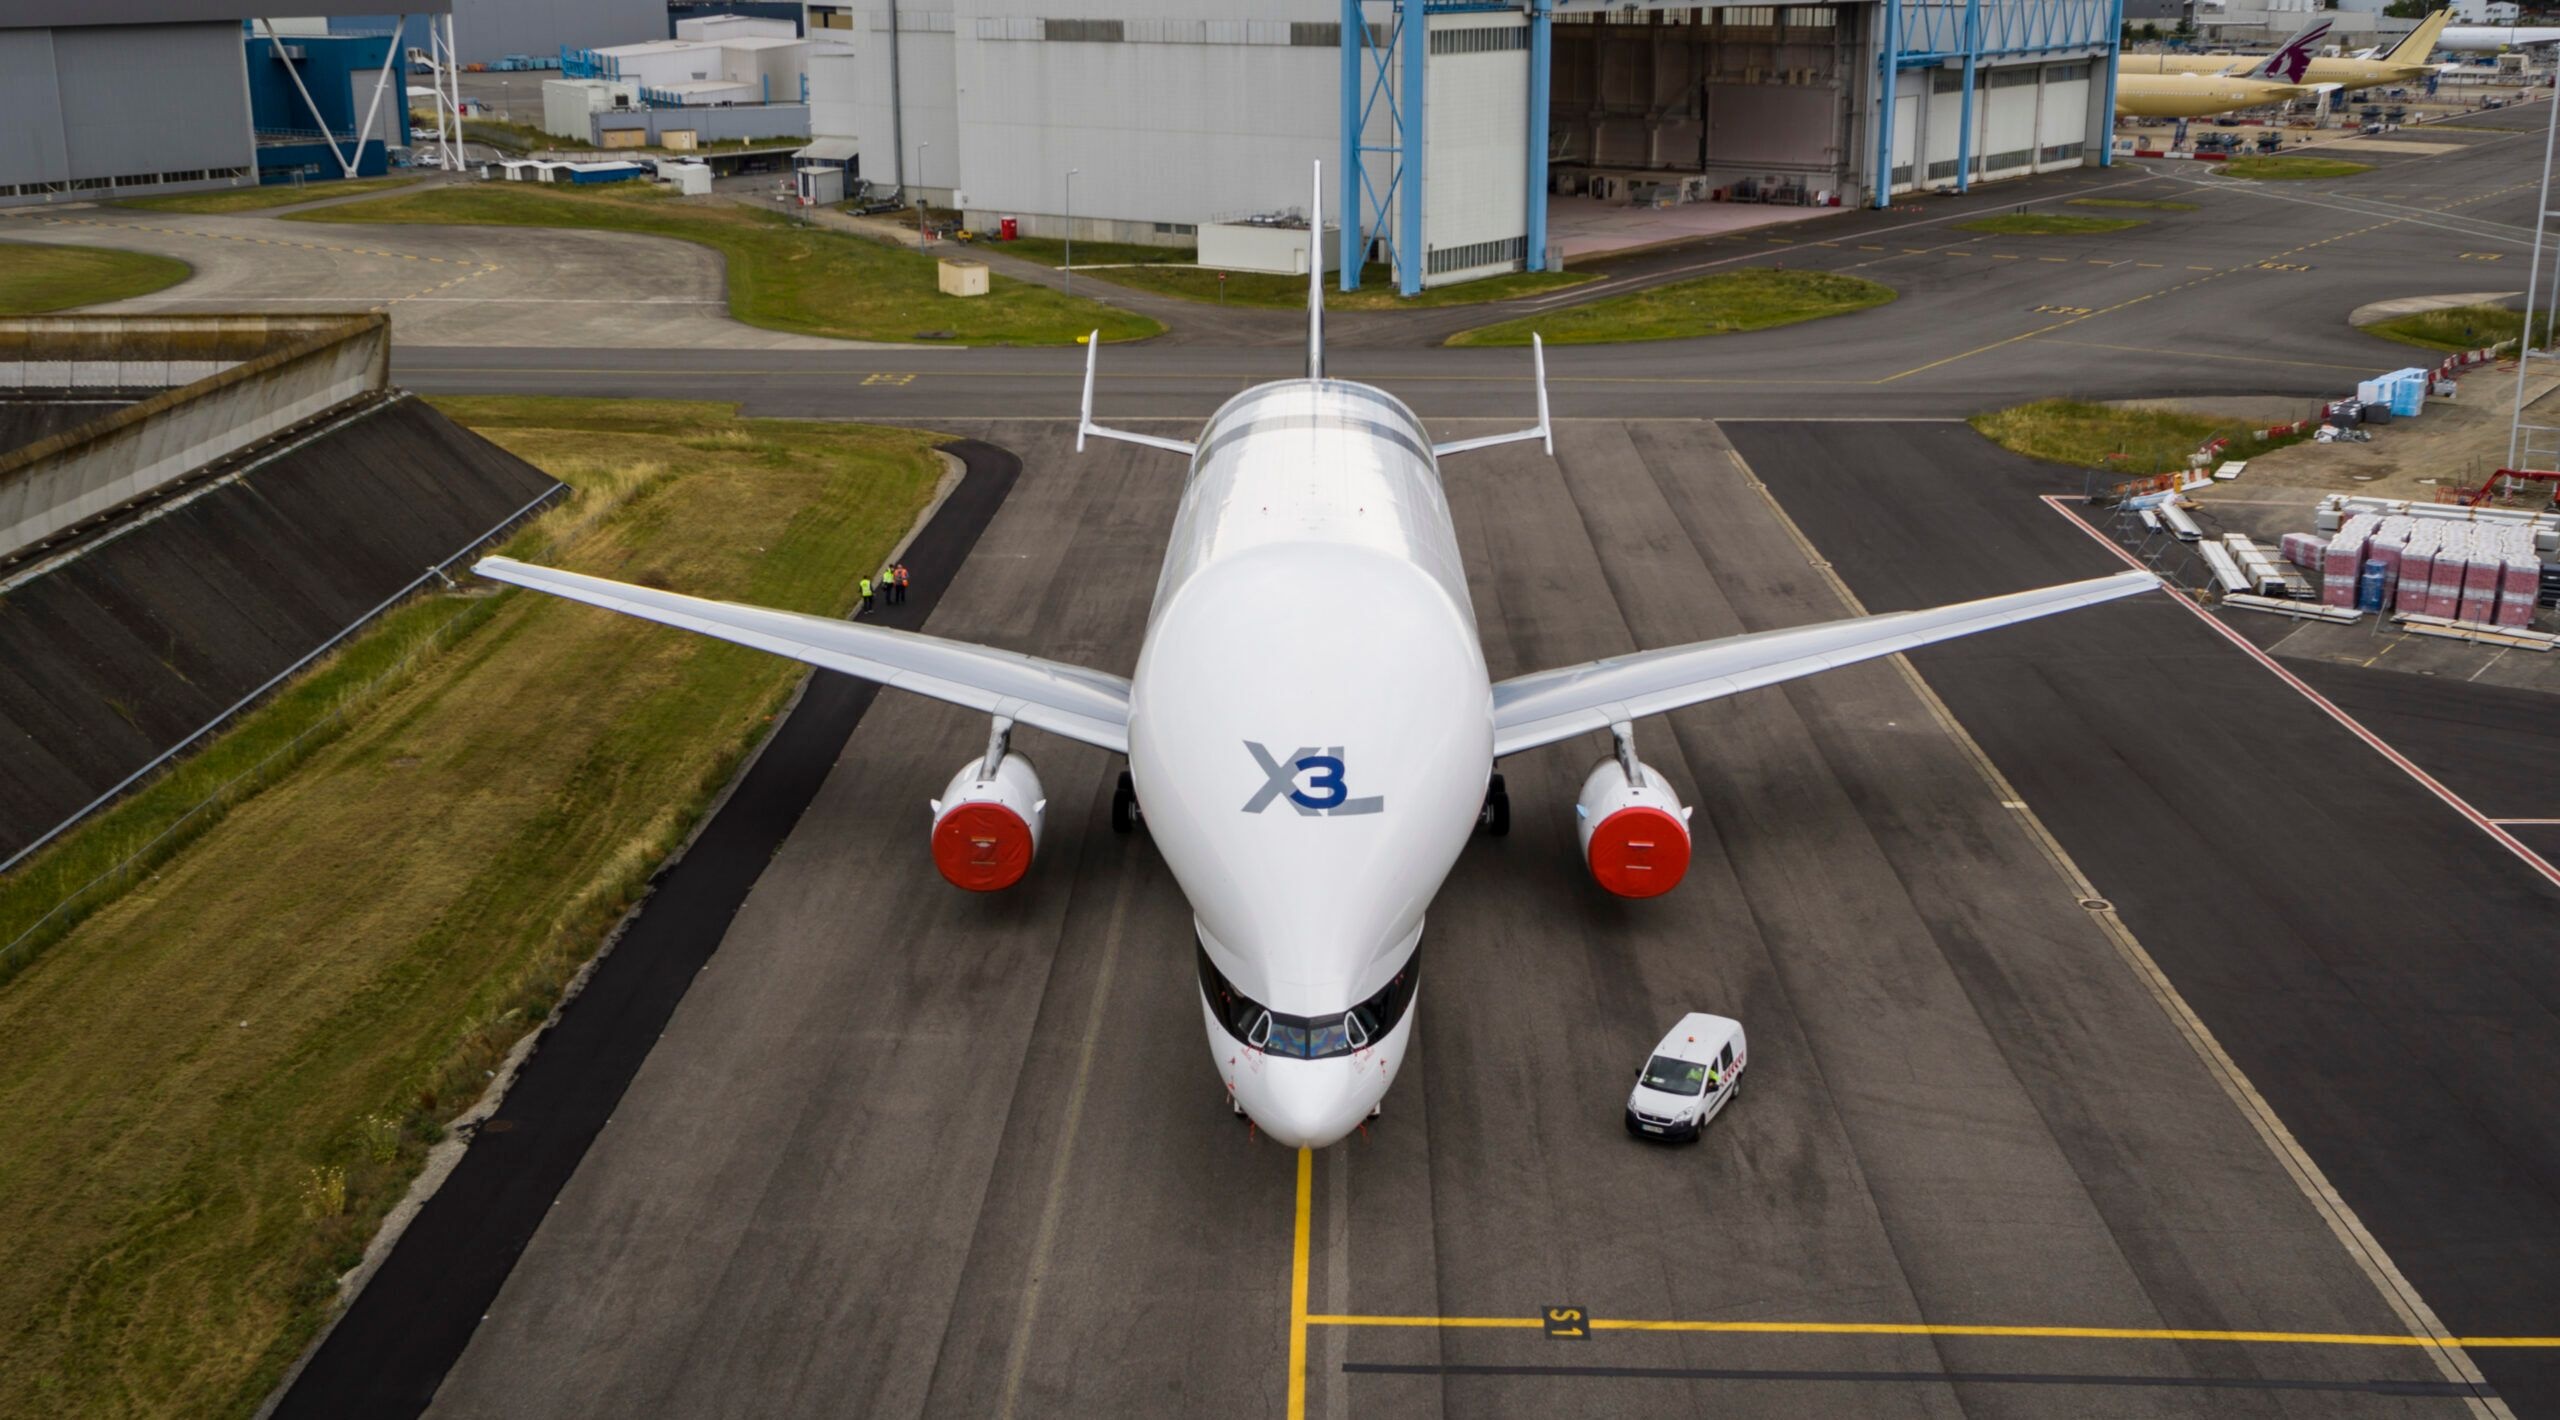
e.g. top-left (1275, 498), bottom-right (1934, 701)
top-left (799, 0), bottom-right (2119, 293)
top-left (574, 34), bottom-right (814, 102)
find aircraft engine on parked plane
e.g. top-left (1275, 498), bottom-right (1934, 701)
top-left (1575, 752), bottom-right (1693, 899)
top-left (930, 751), bottom-right (1046, 891)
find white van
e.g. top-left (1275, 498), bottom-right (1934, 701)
top-left (1625, 1013), bottom-right (1746, 1143)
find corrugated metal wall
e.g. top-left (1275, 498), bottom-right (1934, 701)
top-left (0, 32), bottom-right (75, 186)
top-left (0, 23), bottom-right (250, 198)
top-left (951, 0), bottom-right (1345, 239)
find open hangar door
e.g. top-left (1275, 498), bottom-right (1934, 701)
top-left (1548, 5), bottom-right (1862, 213)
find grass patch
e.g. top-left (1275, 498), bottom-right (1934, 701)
top-left (1955, 213), bottom-right (2144, 235)
top-left (1970, 398), bottom-right (2306, 477)
top-left (991, 236), bottom-right (1597, 309)
top-left (114, 176), bottom-right (420, 214)
top-left (1447, 268), bottom-right (1894, 347)
top-left (2217, 155), bottom-right (2374, 181)
top-left (0, 243), bottom-right (191, 314)
top-left (2361, 302), bottom-right (2550, 354)
top-left (295, 184), bottom-right (1159, 345)
top-left (0, 398), bottom-right (943, 1419)
top-left (2066, 197), bottom-right (2199, 211)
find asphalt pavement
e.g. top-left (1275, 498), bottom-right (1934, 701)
top-left (394, 420), bottom-right (2495, 1420)
top-left (260, 101), bottom-right (2560, 1420)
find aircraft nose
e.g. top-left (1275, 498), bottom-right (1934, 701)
top-left (1251, 1069), bottom-right (1383, 1148)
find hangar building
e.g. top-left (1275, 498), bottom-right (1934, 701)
top-left (802, 0), bottom-right (2120, 292)
top-left (0, 1), bottom-right (446, 208)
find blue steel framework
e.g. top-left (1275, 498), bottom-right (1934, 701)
top-left (1344, 0), bottom-right (2114, 288)
top-left (1870, 0), bottom-right (2120, 208)
top-left (1339, 0), bottom-right (1539, 295)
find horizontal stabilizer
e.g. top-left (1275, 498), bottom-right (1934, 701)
top-left (1077, 331), bottom-right (1197, 457)
top-left (1433, 334), bottom-right (1554, 458)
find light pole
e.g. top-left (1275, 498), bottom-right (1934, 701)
top-left (1064, 167), bottom-right (1080, 297)
top-left (916, 140), bottom-right (930, 244)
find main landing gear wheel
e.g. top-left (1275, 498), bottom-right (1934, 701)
top-left (1478, 773), bottom-right (1511, 837)
top-left (1111, 770), bottom-right (1143, 835)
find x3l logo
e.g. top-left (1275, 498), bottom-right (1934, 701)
top-left (1243, 742), bottom-right (1385, 817)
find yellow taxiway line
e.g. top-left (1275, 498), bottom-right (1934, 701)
top-left (1286, 1148), bottom-right (1313, 1420)
top-left (1300, 1314), bottom-right (2560, 1347)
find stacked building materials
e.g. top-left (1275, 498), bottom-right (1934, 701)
top-left (2281, 531), bottom-right (2325, 570)
top-left (2503, 557), bottom-right (2542, 627)
top-left (2399, 524), bottom-right (2436, 614)
top-left (2321, 513), bottom-right (2380, 607)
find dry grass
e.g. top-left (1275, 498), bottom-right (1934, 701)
top-left (0, 398), bottom-right (942, 1418)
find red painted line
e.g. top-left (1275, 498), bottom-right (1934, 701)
top-left (2040, 494), bottom-right (2560, 890)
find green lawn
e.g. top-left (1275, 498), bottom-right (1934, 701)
top-left (992, 236), bottom-right (1596, 309)
top-left (115, 177), bottom-right (420, 214)
top-left (2066, 197), bottom-right (2198, 211)
top-left (1970, 398), bottom-right (2308, 477)
top-left (0, 399), bottom-right (945, 1419)
top-left (296, 185), bottom-right (1159, 345)
top-left (2361, 303), bottom-right (2549, 354)
top-left (1956, 213), bottom-right (2145, 235)
top-left (2216, 155), bottom-right (2373, 180)
top-left (0, 243), bottom-right (191, 314)
top-left (1447, 268), bottom-right (1895, 347)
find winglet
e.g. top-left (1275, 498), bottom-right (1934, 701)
top-left (1308, 157), bottom-right (1325, 382)
top-left (1076, 329), bottom-right (1099, 452)
top-left (1533, 332), bottom-right (1553, 457)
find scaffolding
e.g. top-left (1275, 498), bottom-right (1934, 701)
top-left (1338, 0), bottom-right (1546, 295)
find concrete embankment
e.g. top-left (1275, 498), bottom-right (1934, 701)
top-left (0, 395), bottom-right (561, 860)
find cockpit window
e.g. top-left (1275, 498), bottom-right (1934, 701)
top-left (1642, 1055), bottom-right (1708, 1097)
top-left (1197, 943), bottom-right (1417, 1061)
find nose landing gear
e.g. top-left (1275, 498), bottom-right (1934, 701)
top-left (1477, 772), bottom-right (1510, 837)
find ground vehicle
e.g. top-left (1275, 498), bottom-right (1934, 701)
top-left (1625, 1013), bottom-right (1746, 1142)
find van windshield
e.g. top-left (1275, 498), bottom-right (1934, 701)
top-left (1642, 1055), bottom-right (1708, 1097)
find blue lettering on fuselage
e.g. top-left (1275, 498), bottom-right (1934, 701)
top-left (1243, 741), bottom-right (1384, 817)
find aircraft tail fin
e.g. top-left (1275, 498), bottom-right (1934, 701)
top-left (1308, 158), bottom-right (1325, 381)
top-left (2244, 16), bottom-right (2333, 82)
top-left (2387, 7), bottom-right (2452, 63)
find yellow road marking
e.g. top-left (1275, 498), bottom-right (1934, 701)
top-left (1288, 1148), bottom-right (1313, 1420)
top-left (1302, 1315), bottom-right (2560, 1347)
top-left (2137, 261), bottom-right (2163, 267)
top-left (1990, 253), bottom-right (2019, 260)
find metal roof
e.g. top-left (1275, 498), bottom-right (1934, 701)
top-left (6, 1), bottom-right (448, 27)
top-left (796, 137), bottom-right (860, 162)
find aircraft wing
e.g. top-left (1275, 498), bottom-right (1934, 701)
top-left (1487, 570), bottom-right (2156, 758)
top-left (474, 556), bottom-right (1135, 753)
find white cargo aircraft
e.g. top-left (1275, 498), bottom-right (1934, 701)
top-left (476, 166), bottom-right (2156, 1149)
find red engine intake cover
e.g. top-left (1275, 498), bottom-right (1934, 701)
top-left (932, 802), bottom-right (1035, 891)
top-left (1587, 805), bottom-right (1690, 899)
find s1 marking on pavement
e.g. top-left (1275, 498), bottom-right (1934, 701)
top-left (863, 372), bottom-right (917, 386)
top-left (1545, 1307), bottom-right (1591, 1340)
top-left (2032, 305), bottom-right (2094, 316)
top-left (2257, 261), bottom-right (2314, 272)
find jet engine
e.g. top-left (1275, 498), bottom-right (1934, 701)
top-left (1575, 750), bottom-right (1692, 899)
top-left (930, 750), bottom-right (1046, 892)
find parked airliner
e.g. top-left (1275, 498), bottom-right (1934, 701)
top-left (476, 166), bottom-right (2155, 1148)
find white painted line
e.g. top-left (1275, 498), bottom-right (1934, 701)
top-left (2041, 494), bottom-right (2560, 890)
